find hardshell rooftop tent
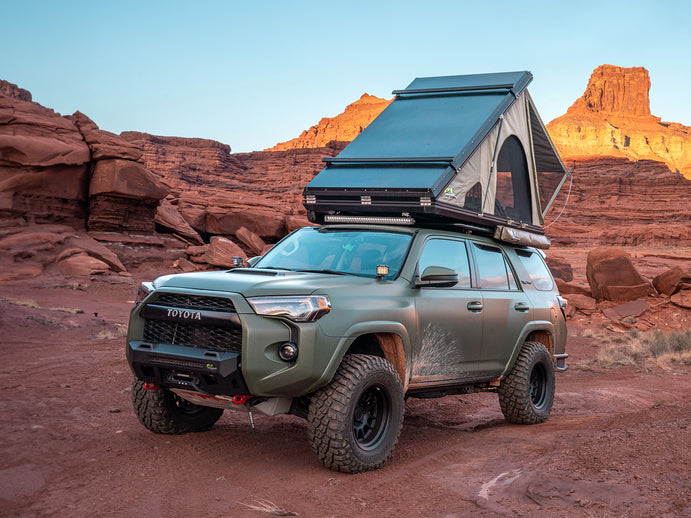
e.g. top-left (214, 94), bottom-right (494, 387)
top-left (303, 71), bottom-right (569, 248)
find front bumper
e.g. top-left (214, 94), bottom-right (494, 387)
top-left (128, 341), bottom-right (250, 395)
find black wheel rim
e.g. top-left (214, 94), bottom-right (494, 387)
top-left (529, 363), bottom-right (548, 408)
top-left (352, 385), bottom-right (390, 451)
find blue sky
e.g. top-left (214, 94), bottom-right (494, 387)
top-left (3, 1), bottom-right (689, 152)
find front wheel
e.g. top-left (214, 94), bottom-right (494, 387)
top-left (498, 341), bottom-right (555, 424)
top-left (131, 379), bottom-right (224, 434)
top-left (307, 354), bottom-right (405, 473)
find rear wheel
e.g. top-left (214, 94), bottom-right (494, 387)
top-left (131, 379), bottom-right (223, 434)
top-left (498, 341), bottom-right (555, 424)
top-left (307, 354), bottom-right (405, 473)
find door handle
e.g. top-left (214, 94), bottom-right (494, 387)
top-left (514, 302), bottom-right (530, 312)
top-left (467, 301), bottom-right (483, 312)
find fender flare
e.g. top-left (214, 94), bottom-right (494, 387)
top-left (320, 321), bottom-right (412, 391)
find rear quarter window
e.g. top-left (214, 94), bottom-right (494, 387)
top-left (515, 249), bottom-right (554, 291)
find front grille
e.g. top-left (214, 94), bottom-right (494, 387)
top-left (144, 319), bottom-right (242, 353)
top-left (152, 293), bottom-right (235, 313)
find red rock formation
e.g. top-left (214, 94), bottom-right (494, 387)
top-left (547, 65), bottom-right (691, 179)
top-left (545, 156), bottom-right (691, 247)
top-left (266, 94), bottom-right (392, 151)
top-left (0, 79), bottom-right (32, 102)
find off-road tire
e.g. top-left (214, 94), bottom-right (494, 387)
top-left (498, 341), bottom-right (555, 425)
top-left (131, 379), bottom-right (223, 434)
top-left (307, 354), bottom-right (405, 473)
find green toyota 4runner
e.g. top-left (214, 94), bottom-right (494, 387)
top-left (126, 224), bottom-right (568, 473)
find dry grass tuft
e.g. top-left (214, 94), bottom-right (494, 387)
top-left (592, 329), bottom-right (691, 368)
top-left (239, 499), bottom-right (298, 516)
top-left (95, 324), bottom-right (128, 340)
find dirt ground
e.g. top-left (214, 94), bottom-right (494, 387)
top-left (1, 263), bottom-right (690, 518)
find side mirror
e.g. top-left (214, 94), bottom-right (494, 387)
top-left (414, 266), bottom-right (459, 288)
top-left (247, 256), bottom-right (262, 268)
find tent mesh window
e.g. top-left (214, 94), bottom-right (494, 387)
top-left (494, 135), bottom-right (531, 222)
top-left (463, 182), bottom-right (482, 212)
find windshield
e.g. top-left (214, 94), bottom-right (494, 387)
top-left (255, 227), bottom-right (413, 280)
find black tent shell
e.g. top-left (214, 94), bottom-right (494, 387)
top-left (304, 71), bottom-right (569, 239)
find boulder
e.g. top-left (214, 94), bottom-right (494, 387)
top-left (88, 159), bottom-right (168, 233)
top-left (60, 235), bottom-right (126, 272)
top-left (154, 199), bottom-right (203, 244)
top-left (601, 284), bottom-right (654, 303)
top-left (670, 290), bottom-right (691, 309)
top-left (653, 266), bottom-right (690, 296)
top-left (545, 253), bottom-right (573, 282)
top-left (235, 226), bottom-right (266, 256)
top-left (586, 247), bottom-right (654, 301)
top-left (89, 159), bottom-right (168, 200)
top-left (202, 236), bottom-right (246, 268)
top-left (59, 254), bottom-right (110, 276)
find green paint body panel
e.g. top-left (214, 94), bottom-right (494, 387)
top-left (126, 225), bottom-right (567, 399)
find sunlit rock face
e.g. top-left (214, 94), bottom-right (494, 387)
top-left (266, 94), bottom-right (392, 151)
top-left (547, 65), bottom-right (691, 180)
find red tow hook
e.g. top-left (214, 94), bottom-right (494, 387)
top-left (232, 395), bottom-right (254, 405)
top-left (144, 382), bottom-right (159, 390)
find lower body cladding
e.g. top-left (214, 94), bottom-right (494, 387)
top-left (170, 388), bottom-right (293, 416)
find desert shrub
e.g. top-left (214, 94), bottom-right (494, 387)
top-left (594, 329), bottom-right (691, 368)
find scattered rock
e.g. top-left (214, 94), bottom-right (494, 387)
top-left (602, 299), bottom-right (650, 321)
top-left (155, 199), bottom-right (203, 244)
top-left (555, 278), bottom-right (592, 297)
top-left (235, 226), bottom-right (266, 256)
top-left (202, 236), bottom-right (246, 268)
top-left (670, 290), bottom-right (691, 309)
top-left (564, 294), bottom-right (597, 314)
top-left (653, 266), bottom-right (690, 296)
top-left (172, 257), bottom-right (199, 272)
top-left (586, 247), bottom-right (654, 301)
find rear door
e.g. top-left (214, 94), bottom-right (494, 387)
top-left (469, 242), bottom-right (533, 376)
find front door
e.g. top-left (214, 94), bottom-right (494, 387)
top-left (411, 237), bottom-right (484, 387)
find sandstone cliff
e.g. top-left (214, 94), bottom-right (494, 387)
top-left (547, 65), bottom-right (691, 180)
top-left (267, 94), bottom-right (392, 151)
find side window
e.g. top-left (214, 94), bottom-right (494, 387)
top-left (516, 249), bottom-right (554, 291)
top-left (472, 243), bottom-right (517, 290)
top-left (418, 238), bottom-right (471, 288)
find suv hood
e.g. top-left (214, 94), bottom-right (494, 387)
top-left (152, 268), bottom-right (376, 297)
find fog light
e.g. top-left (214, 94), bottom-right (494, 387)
top-left (376, 265), bottom-right (390, 278)
top-left (232, 256), bottom-right (244, 268)
top-left (279, 342), bottom-right (298, 361)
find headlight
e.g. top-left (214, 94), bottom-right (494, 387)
top-left (247, 296), bottom-right (331, 322)
top-left (133, 282), bottom-right (153, 308)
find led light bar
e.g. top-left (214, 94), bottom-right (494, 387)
top-left (323, 215), bottom-right (415, 225)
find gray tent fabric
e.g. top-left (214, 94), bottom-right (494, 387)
top-left (304, 71), bottom-right (569, 231)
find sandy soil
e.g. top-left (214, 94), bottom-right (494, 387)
top-left (1, 268), bottom-right (689, 518)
